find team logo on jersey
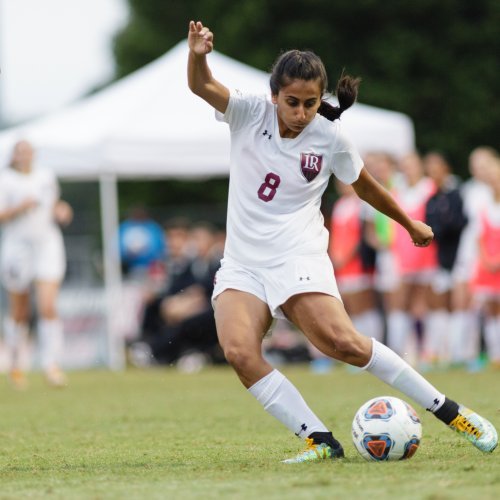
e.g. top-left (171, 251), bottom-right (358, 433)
top-left (300, 153), bottom-right (323, 182)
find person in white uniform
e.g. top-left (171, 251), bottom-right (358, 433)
top-left (187, 20), bottom-right (497, 462)
top-left (0, 140), bottom-right (72, 388)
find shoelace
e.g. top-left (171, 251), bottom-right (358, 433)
top-left (450, 414), bottom-right (482, 438)
top-left (301, 437), bottom-right (329, 459)
top-left (304, 437), bottom-right (316, 450)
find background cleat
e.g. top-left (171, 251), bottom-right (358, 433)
top-left (449, 405), bottom-right (498, 453)
top-left (282, 437), bottom-right (344, 463)
top-left (45, 366), bottom-right (68, 388)
top-left (9, 368), bottom-right (28, 390)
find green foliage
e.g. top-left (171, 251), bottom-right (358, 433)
top-left (114, 0), bottom-right (500, 179)
top-left (118, 178), bottom-right (229, 225)
top-left (0, 367), bottom-right (499, 498)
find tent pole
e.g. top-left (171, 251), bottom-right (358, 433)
top-left (99, 173), bottom-right (125, 370)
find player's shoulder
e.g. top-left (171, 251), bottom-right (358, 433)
top-left (314, 115), bottom-right (354, 151)
top-left (221, 90), bottom-right (269, 127)
top-left (315, 114), bottom-right (343, 135)
top-left (231, 90), bottom-right (270, 112)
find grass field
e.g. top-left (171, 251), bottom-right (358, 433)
top-left (0, 364), bottom-right (499, 499)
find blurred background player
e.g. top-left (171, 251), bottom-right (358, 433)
top-left (362, 152), bottom-right (401, 337)
top-left (385, 152), bottom-right (437, 363)
top-left (423, 151), bottom-right (467, 367)
top-left (451, 146), bottom-right (498, 368)
top-left (469, 158), bottom-right (500, 368)
top-left (0, 140), bottom-right (73, 388)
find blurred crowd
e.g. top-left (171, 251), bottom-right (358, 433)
top-left (320, 146), bottom-right (500, 372)
top-left (122, 145), bottom-right (500, 374)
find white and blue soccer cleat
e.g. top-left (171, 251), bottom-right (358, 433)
top-left (282, 437), bottom-right (345, 464)
top-left (449, 405), bottom-right (498, 453)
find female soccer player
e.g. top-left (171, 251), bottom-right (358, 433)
top-left (187, 20), bottom-right (497, 461)
top-left (0, 140), bottom-right (72, 388)
top-left (470, 159), bottom-right (500, 368)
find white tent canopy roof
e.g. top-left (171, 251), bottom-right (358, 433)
top-left (0, 40), bottom-right (415, 179)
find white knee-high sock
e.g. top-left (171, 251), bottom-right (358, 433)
top-left (352, 309), bottom-right (384, 343)
top-left (449, 310), bottom-right (467, 363)
top-left (3, 317), bottom-right (29, 369)
top-left (424, 310), bottom-right (450, 362)
top-left (484, 316), bottom-right (500, 363)
top-left (450, 310), bottom-right (480, 363)
top-left (386, 310), bottom-right (413, 358)
top-left (363, 338), bottom-right (446, 412)
top-left (248, 369), bottom-right (329, 438)
top-left (38, 318), bottom-right (64, 371)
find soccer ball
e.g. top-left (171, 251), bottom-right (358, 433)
top-left (351, 396), bottom-right (422, 461)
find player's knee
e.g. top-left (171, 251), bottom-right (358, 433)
top-left (332, 327), bottom-right (369, 360)
top-left (223, 344), bottom-right (258, 372)
top-left (38, 304), bottom-right (57, 319)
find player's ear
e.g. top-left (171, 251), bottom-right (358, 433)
top-left (271, 94), bottom-right (278, 104)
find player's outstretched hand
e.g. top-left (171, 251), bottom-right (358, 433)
top-left (188, 21), bottom-right (214, 55)
top-left (409, 220), bottom-right (434, 247)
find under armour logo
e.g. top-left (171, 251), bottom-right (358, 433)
top-left (262, 130), bottom-right (272, 139)
top-left (427, 398), bottom-right (441, 412)
top-left (295, 423), bottom-right (308, 437)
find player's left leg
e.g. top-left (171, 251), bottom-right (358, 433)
top-left (215, 289), bottom-right (344, 463)
top-left (283, 292), bottom-right (498, 453)
top-left (35, 280), bottom-right (67, 387)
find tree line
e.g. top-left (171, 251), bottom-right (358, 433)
top-left (113, 0), bottom-right (499, 180)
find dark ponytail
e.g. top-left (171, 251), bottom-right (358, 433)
top-left (318, 74), bottom-right (361, 121)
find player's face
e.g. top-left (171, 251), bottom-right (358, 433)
top-left (11, 141), bottom-right (34, 171)
top-left (272, 78), bottom-right (322, 139)
top-left (424, 154), bottom-right (449, 185)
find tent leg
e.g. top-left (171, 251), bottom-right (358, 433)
top-left (99, 174), bottom-right (125, 370)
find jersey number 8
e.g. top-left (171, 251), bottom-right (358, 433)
top-left (257, 172), bottom-right (281, 202)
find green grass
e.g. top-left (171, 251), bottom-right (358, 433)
top-left (0, 365), bottom-right (499, 499)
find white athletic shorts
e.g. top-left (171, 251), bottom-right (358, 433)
top-left (212, 254), bottom-right (342, 320)
top-left (337, 274), bottom-right (373, 294)
top-left (0, 232), bottom-right (66, 293)
top-left (430, 268), bottom-right (455, 295)
top-left (373, 250), bottom-right (400, 293)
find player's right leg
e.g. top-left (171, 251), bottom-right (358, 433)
top-left (284, 292), bottom-right (497, 454)
top-left (3, 291), bottom-right (31, 390)
top-left (214, 289), bottom-right (344, 462)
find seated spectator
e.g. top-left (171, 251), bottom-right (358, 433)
top-left (130, 220), bottom-right (223, 369)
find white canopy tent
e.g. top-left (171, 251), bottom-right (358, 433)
top-left (0, 39), bottom-right (415, 178)
top-left (0, 40), bottom-right (415, 369)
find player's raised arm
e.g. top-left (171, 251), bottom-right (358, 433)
top-left (352, 167), bottom-right (434, 247)
top-left (187, 21), bottom-right (230, 114)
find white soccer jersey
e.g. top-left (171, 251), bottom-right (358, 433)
top-left (217, 91), bottom-right (364, 267)
top-left (0, 166), bottom-right (61, 241)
